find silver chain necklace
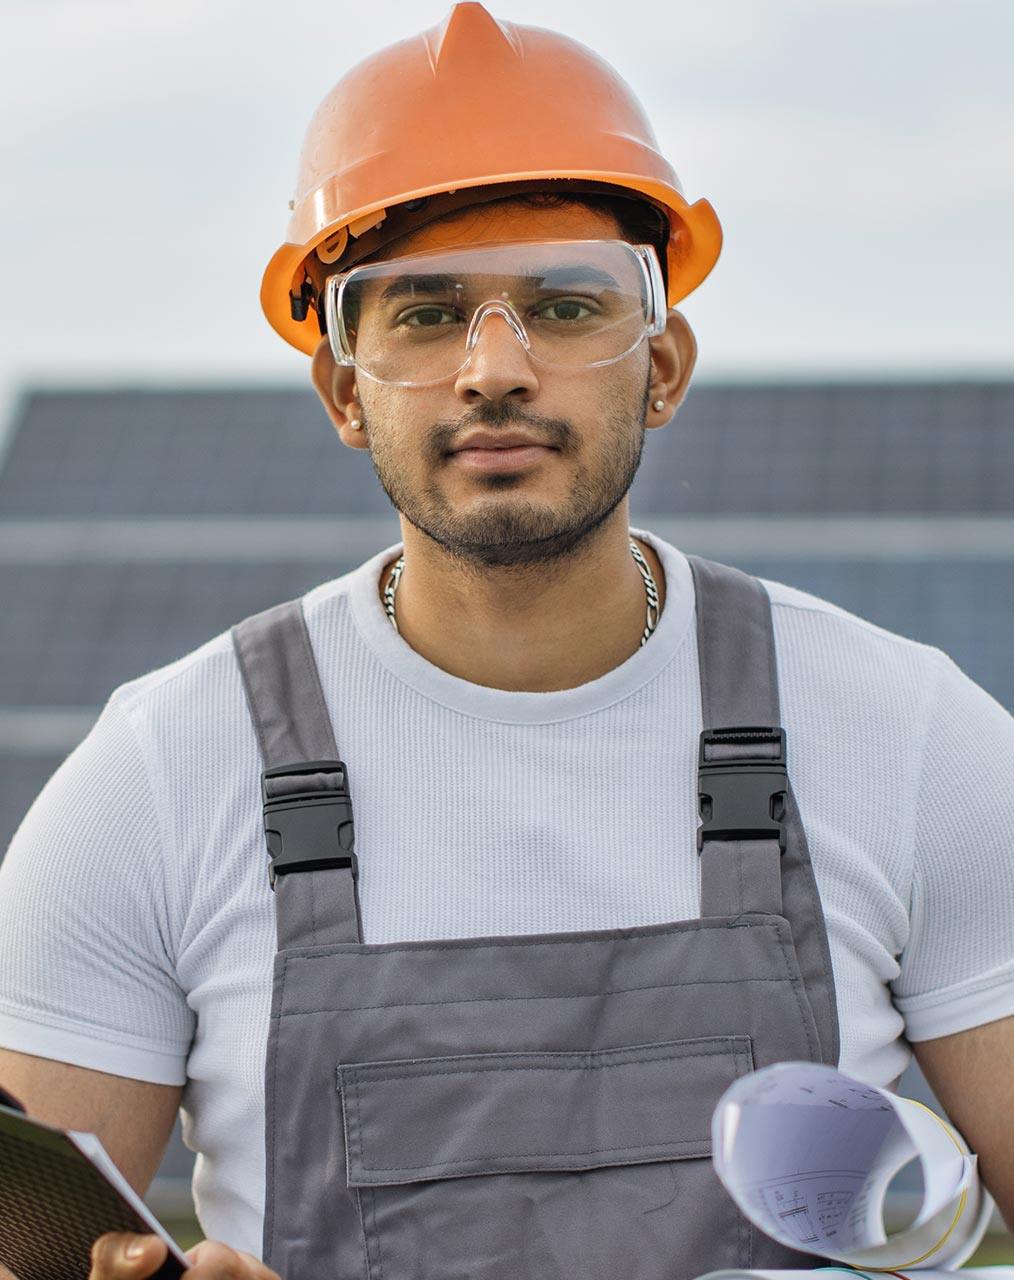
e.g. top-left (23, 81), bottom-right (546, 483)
top-left (383, 538), bottom-right (661, 646)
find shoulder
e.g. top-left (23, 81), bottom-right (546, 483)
top-left (111, 561), bottom-right (374, 736)
top-left (755, 573), bottom-right (1014, 798)
top-left (759, 573), bottom-right (951, 696)
top-left (642, 532), bottom-right (952, 697)
top-left (762, 573), bottom-right (934, 652)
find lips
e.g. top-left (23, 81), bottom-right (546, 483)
top-left (448, 430), bottom-right (557, 472)
top-left (449, 430), bottom-right (554, 454)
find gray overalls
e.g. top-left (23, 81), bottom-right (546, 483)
top-left (232, 556), bottom-right (839, 1280)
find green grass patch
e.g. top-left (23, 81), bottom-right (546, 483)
top-left (969, 1231), bottom-right (1014, 1266)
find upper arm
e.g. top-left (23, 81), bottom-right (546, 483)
top-left (0, 694), bottom-right (194, 1106)
top-left (0, 1048), bottom-right (182, 1195)
top-left (913, 1016), bottom-right (1014, 1231)
top-left (897, 660), bottom-right (1014, 1227)
top-left (891, 656), bottom-right (1014, 1043)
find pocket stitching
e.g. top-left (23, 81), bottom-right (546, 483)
top-left (341, 1038), bottom-right (752, 1088)
top-left (345, 1040), bottom-right (752, 1177)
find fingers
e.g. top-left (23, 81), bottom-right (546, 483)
top-left (90, 1233), bottom-right (167, 1279)
top-left (90, 1232), bottom-right (282, 1280)
top-left (187, 1241), bottom-right (282, 1280)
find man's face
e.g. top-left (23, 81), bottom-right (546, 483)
top-left (340, 201), bottom-right (656, 569)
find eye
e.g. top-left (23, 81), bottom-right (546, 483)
top-left (534, 297), bottom-right (595, 322)
top-left (399, 305), bottom-right (463, 328)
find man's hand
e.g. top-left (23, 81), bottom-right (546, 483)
top-left (90, 1234), bottom-right (281, 1280)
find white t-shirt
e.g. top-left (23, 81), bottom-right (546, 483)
top-left (2, 533), bottom-right (1013, 1254)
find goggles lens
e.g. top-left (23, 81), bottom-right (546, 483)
top-left (325, 239), bottom-right (666, 387)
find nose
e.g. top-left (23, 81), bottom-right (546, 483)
top-left (453, 303), bottom-right (540, 404)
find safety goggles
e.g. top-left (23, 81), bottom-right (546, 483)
top-left (324, 239), bottom-right (667, 388)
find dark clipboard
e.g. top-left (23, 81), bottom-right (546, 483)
top-left (0, 1101), bottom-right (190, 1280)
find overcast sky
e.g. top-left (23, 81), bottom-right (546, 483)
top-left (1, 0), bottom-right (1011, 424)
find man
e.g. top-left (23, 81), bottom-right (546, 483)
top-left (2, 6), bottom-right (1013, 1280)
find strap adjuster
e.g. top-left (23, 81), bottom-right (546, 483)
top-left (262, 760), bottom-right (358, 889)
top-left (697, 727), bottom-right (788, 853)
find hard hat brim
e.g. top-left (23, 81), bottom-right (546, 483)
top-left (261, 173), bottom-right (722, 356)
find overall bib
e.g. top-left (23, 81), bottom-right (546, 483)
top-left (232, 556), bottom-right (840, 1280)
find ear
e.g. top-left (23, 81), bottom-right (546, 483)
top-left (646, 311), bottom-right (697, 429)
top-left (310, 337), bottom-right (368, 450)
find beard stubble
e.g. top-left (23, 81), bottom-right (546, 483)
top-left (361, 380), bottom-right (650, 569)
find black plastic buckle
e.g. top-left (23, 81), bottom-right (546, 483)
top-left (262, 760), bottom-right (358, 889)
top-left (697, 727), bottom-right (788, 853)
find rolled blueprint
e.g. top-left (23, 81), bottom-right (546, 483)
top-left (711, 1061), bottom-right (993, 1270)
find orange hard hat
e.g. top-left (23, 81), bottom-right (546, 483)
top-left (262, 2), bottom-right (723, 355)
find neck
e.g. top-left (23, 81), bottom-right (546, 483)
top-left (380, 505), bottom-right (666, 691)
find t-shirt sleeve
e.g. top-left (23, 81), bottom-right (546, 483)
top-left (891, 651), bottom-right (1014, 1041)
top-left (0, 692), bottom-right (194, 1084)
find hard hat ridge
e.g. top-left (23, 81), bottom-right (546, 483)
top-left (261, 2), bottom-right (723, 354)
top-left (426, 1), bottom-right (523, 67)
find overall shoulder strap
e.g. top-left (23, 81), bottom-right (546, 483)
top-left (687, 555), bottom-right (840, 1065)
top-left (689, 555), bottom-right (781, 729)
top-left (232, 600), bottom-right (363, 949)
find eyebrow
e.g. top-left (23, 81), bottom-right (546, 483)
top-left (374, 263), bottom-right (624, 305)
top-left (534, 265), bottom-right (622, 292)
top-left (378, 273), bottom-right (461, 304)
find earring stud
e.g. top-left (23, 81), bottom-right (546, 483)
top-left (653, 399), bottom-right (665, 412)
top-left (349, 418), bottom-right (363, 431)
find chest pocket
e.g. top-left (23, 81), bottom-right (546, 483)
top-left (338, 1036), bottom-right (753, 1280)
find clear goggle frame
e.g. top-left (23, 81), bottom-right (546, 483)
top-left (323, 239), bottom-right (668, 388)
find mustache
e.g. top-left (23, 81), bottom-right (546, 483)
top-left (426, 401), bottom-right (576, 459)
